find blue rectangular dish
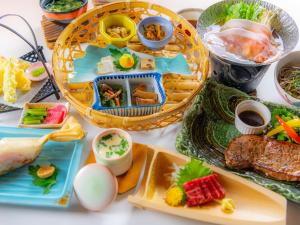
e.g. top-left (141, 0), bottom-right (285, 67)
top-left (0, 126), bottom-right (84, 208)
top-left (92, 72), bottom-right (166, 116)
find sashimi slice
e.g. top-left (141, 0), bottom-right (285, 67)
top-left (183, 174), bottom-right (226, 207)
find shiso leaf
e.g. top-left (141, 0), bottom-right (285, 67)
top-left (109, 48), bottom-right (139, 71)
top-left (28, 164), bottom-right (58, 194)
top-left (176, 159), bottom-right (212, 188)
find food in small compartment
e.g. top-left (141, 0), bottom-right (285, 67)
top-left (73, 163), bottom-right (117, 211)
top-left (97, 56), bottom-right (114, 75)
top-left (98, 83), bottom-right (126, 107)
top-left (28, 164), bottom-right (58, 194)
top-left (132, 84), bottom-right (158, 106)
top-left (225, 135), bottom-right (300, 181)
top-left (140, 58), bottom-right (156, 70)
top-left (143, 24), bottom-right (166, 41)
top-left (109, 48), bottom-right (138, 71)
top-left (45, 0), bottom-right (83, 12)
top-left (106, 25), bottom-right (129, 38)
top-left (22, 104), bottom-right (67, 125)
top-left (164, 159), bottom-right (234, 213)
top-left (278, 65), bottom-right (300, 100)
top-left (0, 57), bottom-right (31, 103)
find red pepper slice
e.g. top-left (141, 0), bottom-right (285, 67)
top-left (276, 115), bottom-right (300, 143)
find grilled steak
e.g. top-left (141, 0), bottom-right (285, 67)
top-left (225, 135), bottom-right (300, 181)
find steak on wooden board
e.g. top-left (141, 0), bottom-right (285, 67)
top-left (225, 135), bottom-right (300, 181)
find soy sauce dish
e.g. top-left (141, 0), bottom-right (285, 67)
top-left (235, 100), bottom-right (271, 135)
top-left (92, 128), bottom-right (132, 176)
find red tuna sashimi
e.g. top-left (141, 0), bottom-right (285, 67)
top-left (183, 173), bottom-right (225, 207)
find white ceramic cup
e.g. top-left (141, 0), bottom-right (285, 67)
top-left (92, 128), bottom-right (132, 176)
top-left (235, 100), bottom-right (271, 135)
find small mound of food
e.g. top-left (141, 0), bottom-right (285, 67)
top-left (106, 25), bottom-right (129, 38)
top-left (98, 83), bottom-right (126, 107)
top-left (0, 56), bottom-right (31, 103)
top-left (143, 24), bottom-right (166, 41)
top-left (278, 65), bottom-right (300, 100)
top-left (132, 84), bottom-right (158, 106)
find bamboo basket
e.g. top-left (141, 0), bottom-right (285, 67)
top-left (52, 1), bottom-right (209, 130)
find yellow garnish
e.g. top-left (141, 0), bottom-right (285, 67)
top-left (221, 198), bottom-right (235, 214)
top-left (165, 186), bottom-right (184, 207)
top-left (0, 56), bottom-right (31, 102)
top-left (37, 165), bottom-right (55, 179)
top-left (119, 54), bottom-right (134, 69)
top-left (3, 58), bottom-right (17, 103)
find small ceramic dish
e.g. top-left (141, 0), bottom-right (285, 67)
top-left (137, 16), bottom-right (173, 50)
top-left (73, 163), bottom-right (118, 211)
top-left (18, 102), bottom-right (69, 129)
top-left (177, 8), bottom-right (203, 28)
top-left (92, 128), bottom-right (133, 176)
top-left (275, 51), bottom-right (300, 106)
top-left (99, 14), bottom-right (136, 48)
top-left (25, 62), bottom-right (51, 82)
top-left (235, 100), bottom-right (271, 135)
top-left (92, 72), bottom-right (166, 117)
top-left (39, 0), bottom-right (88, 24)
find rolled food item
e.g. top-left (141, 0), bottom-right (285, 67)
top-left (0, 116), bottom-right (85, 176)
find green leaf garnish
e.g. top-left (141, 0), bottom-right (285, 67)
top-left (102, 134), bottom-right (112, 141)
top-left (28, 164), bottom-right (58, 194)
top-left (109, 48), bottom-right (139, 71)
top-left (176, 159), bottom-right (212, 188)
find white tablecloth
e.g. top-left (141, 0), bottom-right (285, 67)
top-left (0, 0), bottom-right (299, 225)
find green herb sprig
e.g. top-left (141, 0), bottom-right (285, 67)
top-left (176, 159), bottom-right (212, 189)
top-left (28, 164), bottom-right (58, 194)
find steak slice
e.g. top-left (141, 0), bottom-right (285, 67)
top-left (225, 135), bottom-right (300, 181)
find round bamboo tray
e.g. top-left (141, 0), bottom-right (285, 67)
top-left (52, 1), bottom-right (209, 130)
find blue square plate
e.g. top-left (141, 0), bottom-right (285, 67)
top-left (0, 126), bottom-right (84, 208)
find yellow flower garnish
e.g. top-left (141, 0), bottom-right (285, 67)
top-left (119, 54), bottom-right (134, 69)
top-left (165, 186), bottom-right (184, 207)
top-left (221, 198), bottom-right (235, 214)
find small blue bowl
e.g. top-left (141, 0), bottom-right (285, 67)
top-left (137, 16), bottom-right (173, 50)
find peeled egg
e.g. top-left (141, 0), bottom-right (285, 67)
top-left (73, 163), bottom-right (118, 211)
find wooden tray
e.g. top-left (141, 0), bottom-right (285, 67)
top-left (128, 146), bottom-right (287, 225)
top-left (52, 1), bottom-right (209, 130)
top-left (18, 102), bottom-right (70, 129)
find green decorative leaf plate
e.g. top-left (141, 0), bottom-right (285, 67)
top-left (176, 79), bottom-right (300, 203)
